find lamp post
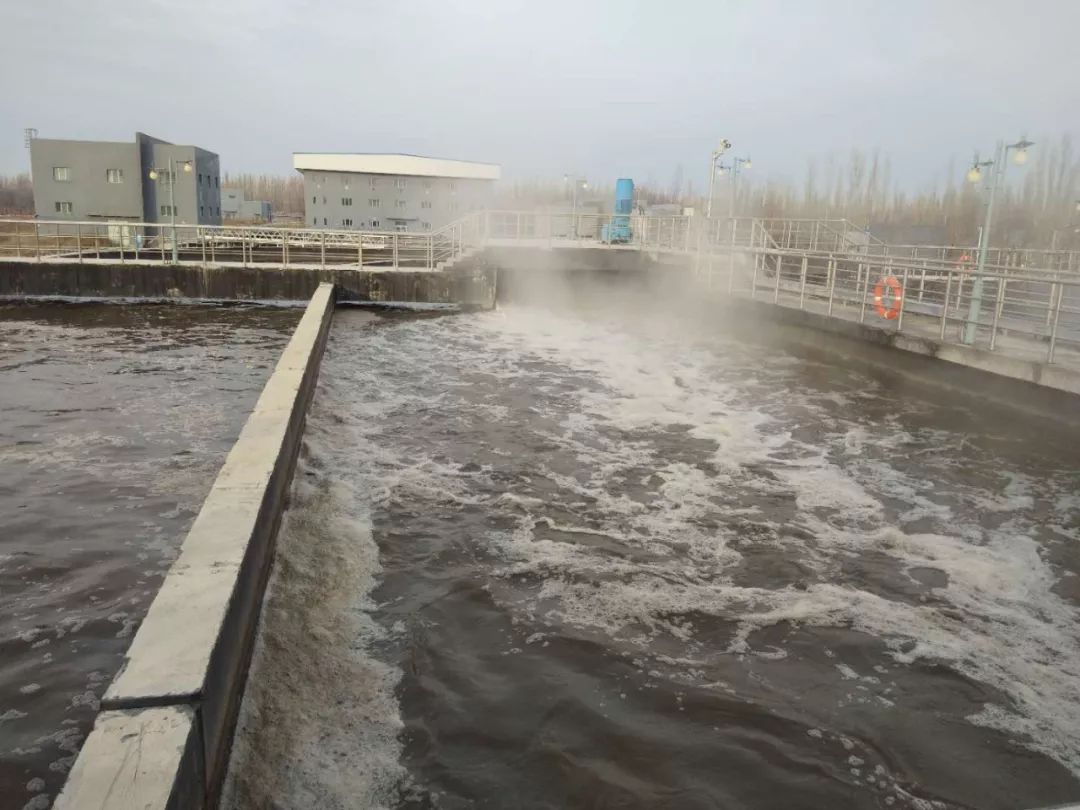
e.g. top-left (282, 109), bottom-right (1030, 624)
top-left (725, 156), bottom-right (752, 221)
top-left (148, 158), bottom-right (193, 263)
top-left (705, 139), bottom-right (732, 220)
top-left (962, 137), bottom-right (1033, 344)
top-left (563, 174), bottom-right (588, 239)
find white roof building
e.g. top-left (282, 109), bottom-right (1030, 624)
top-left (292, 153), bottom-right (500, 181)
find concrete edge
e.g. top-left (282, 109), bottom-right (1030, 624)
top-left (55, 282), bottom-right (336, 810)
top-left (729, 298), bottom-right (1080, 423)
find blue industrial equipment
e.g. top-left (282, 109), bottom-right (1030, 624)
top-left (601, 178), bottom-right (634, 243)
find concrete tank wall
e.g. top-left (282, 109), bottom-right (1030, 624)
top-left (53, 283), bottom-right (337, 810)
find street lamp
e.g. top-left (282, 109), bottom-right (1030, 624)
top-left (149, 158), bottom-right (193, 262)
top-left (563, 174), bottom-right (588, 239)
top-left (706, 138), bottom-right (732, 219)
top-left (725, 156), bottom-right (752, 220)
top-left (961, 136), bottom-right (1033, 345)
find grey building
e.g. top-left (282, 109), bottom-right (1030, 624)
top-left (293, 153), bottom-right (500, 232)
top-left (30, 132), bottom-right (222, 225)
top-left (222, 188), bottom-right (272, 222)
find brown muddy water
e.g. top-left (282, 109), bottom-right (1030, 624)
top-left (225, 284), bottom-right (1080, 810)
top-left (0, 302), bottom-right (299, 810)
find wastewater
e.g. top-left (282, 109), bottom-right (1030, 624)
top-left (0, 302), bottom-right (300, 810)
top-left (225, 278), bottom-right (1080, 810)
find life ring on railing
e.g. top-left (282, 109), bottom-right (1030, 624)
top-left (956, 253), bottom-right (973, 272)
top-left (873, 276), bottom-right (904, 320)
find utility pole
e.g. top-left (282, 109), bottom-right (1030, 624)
top-left (706, 139), bottom-right (732, 220)
top-left (24, 128), bottom-right (37, 181)
top-left (963, 136), bottom-right (1033, 345)
top-left (149, 157), bottom-right (192, 263)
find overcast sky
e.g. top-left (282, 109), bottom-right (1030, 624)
top-left (2, 0), bottom-right (1078, 192)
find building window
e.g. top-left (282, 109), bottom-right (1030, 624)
top-left (322, 196), bottom-right (327, 204)
top-left (200, 206), bottom-right (205, 217)
top-left (160, 205), bottom-right (177, 216)
top-left (323, 217), bottom-right (327, 226)
top-left (313, 216), bottom-right (317, 224)
top-left (215, 177), bottom-right (219, 188)
top-left (106, 168), bottom-right (123, 184)
top-left (312, 195), bottom-right (316, 205)
top-left (422, 221), bottom-right (431, 231)
top-left (53, 166), bottom-right (71, 182)
top-left (342, 197), bottom-right (352, 206)
top-left (369, 177), bottom-right (378, 189)
top-left (424, 180), bottom-right (432, 193)
top-left (343, 218), bottom-right (353, 227)
top-left (216, 207), bottom-right (219, 216)
top-left (394, 178), bottom-right (407, 191)
top-left (198, 173), bottom-right (203, 185)
top-left (371, 219), bottom-right (380, 228)
top-left (420, 200), bottom-right (432, 209)
top-left (55, 201), bottom-right (73, 213)
top-left (343, 179), bottom-right (349, 190)
top-left (395, 200), bottom-right (407, 209)
top-left (369, 198), bottom-right (381, 208)
top-left (449, 181), bottom-right (457, 193)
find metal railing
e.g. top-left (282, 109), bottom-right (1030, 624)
top-left (697, 242), bottom-right (1080, 366)
top-left (0, 215), bottom-right (483, 272)
top-left (481, 210), bottom-right (696, 252)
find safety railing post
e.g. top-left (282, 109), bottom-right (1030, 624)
top-left (428, 233), bottom-right (434, 270)
top-left (896, 264), bottom-right (910, 332)
top-left (242, 234), bottom-right (248, 268)
top-left (393, 231), bottom-right (400, 268)
top-left (76, 223), bottom-right (83, 263)
top-left (201, 230), bottom-right (207, 265)
top-left (282, 232), bottom-right (288, 268)
top-left (1046, 282), bottom-right (1058, 327)
top-left (798, 255), bottom-right (808, 308)
top-left (774, 255), bottom-right (782, 303)
top-left (940, 272), bottom-right (953, 340)
top-left (1047, 283), bottom-right (1064, 364)
top-left (918, 261), bottom-right (927, 302)
top-left (358, 234), bottom-right (363, 269)
top-left (160, 227), bottom-right (165, 262)
top-left (35, 222), bottom-right (41, 262)
top-left (859, 264), bottom-right (869, 323)
top-left (119, 227), bottom-right (125, 264)
top-left (989, 277), bottom-right (1006, 351)
top-left (750, 251), bottom-right (759, 299)
top-left (827, 257), bottom-right (837, 316)
top-left (321, 231), bottom-right (326, 270)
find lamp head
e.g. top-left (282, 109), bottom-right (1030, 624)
top-left (182, 161), bottom-right (193, 173)
top-left (148, 169), bottom-right (159, 180)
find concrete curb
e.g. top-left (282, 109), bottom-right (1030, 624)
top-left (727, 298), bottom-right (1080, 423)
top-left (54, 282), bottom-right (336, 810)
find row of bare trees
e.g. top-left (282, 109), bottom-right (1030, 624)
top-left (0, 174), bottom-right (32, 215)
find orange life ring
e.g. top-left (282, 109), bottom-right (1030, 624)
top-left (873, 276), bottom-right (903, 320)
top-left (956, 253), bottom-right (973, 272)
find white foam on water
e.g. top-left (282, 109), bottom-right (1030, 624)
top-left (443, 305), bottom-right (1080, 780)
top-left (249, 304), bottom-right (1080, 803)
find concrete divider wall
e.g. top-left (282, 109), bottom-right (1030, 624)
top-left (0, 260), bottom-right (496, 309)
top-left (54, 282), bottom-right (337, 810)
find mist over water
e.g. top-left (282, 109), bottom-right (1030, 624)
top-left (229, 278), bottom-right (1080, 810)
